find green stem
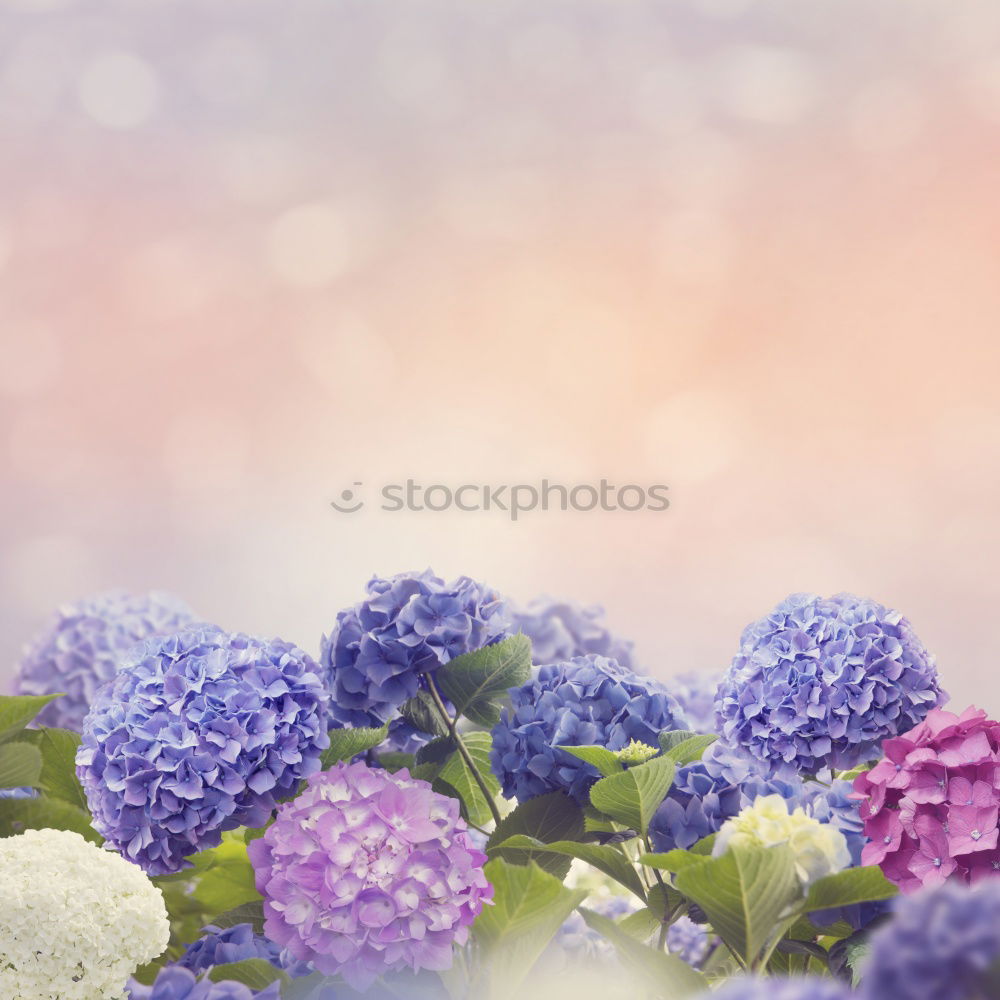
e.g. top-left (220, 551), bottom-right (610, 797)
top-left (426, 675), bottom-right (503, 827)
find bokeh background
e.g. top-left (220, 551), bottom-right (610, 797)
top-left (3, 0), bottom-right (1000, 711)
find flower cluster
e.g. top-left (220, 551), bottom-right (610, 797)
top-left (666, 916), bottom-right (712, 968)
top-left (511, 595), bottom-right (634, 668)
top-left (702, 977), bottom-right (854, 1000)
top-left (177, 924), bottom-right (308, 979)
top-left (128, 967), bottom-right (280, 1000)
top-left (490, 654), bottom-right (689, 804)
top-left (859, 881), bottom-right (1000, 1000)
top-left (716, 592), bottom-right (944, 776)
top-left (0, 828), bottom-right (169, 1000)
top-left (14, 589), bottom-right (196, 731)
top-left (321, 570), bottom-right (511, 729)
top-left (76, 626), bottom-right (330, 874)
top-left (853, 705), bottom-right (1000, 892)
top-left (714, 794), bottom-right (851, 886)
top-left (669, 671), bottom-right (723, 734)
top-left (553, 896), bottom-right (639, 962)
top-left (248, 761), bottom-right (492, 990)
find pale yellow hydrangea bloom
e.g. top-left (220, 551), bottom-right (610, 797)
top-left (713, 793), bottom-right (851, 885)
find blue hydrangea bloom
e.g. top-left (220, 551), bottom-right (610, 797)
top-left (77, 626), bottom-right (329, 875)
top-left (649, 740), bottom-right (809, 852)
top-left (715, 593), bottom-right (945, 776)
top-left (178, 924), bottom-right (310, 979)
top-left (129, 966), bottom-right (280, 999)
top-left (321, 570), bottom-right (511, 729)
top-left (706, 977), bottom-right (854, 1000)
top-left (669, 671), bottom-right (723, 734)
top-left (511, 596), bottom-right (634, 668)
top-left (490, 654), bottom-right (689, 804)
top-left (859, 881), bottom-right (1000, 1000)
top-left (15, 590), bottom-right (196, 731)
top-left (666, 916), bottom-right (712, 967)
top-left (0, 787), bottom-right (36, 799)
top-left (553, 895), bottom-right (637, 961)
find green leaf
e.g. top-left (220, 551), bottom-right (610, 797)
top-left (0, 742), bottom-right (42, 789)
top-left (486, 791), bottom-right (585, 878)
top-left (639, 850), bottom-right (709, 874)
top-left (674, 844), bottom-right (800, 965)
top-left (435, 635), bottom-right (532, 728)
top-left (16, 728), bottom-right (87, 808)
top-left (589, 753), bottom-right (675, 833)
top-left (618, 907), bottom-right (661, 943)
top-left (579, 907), bottom-right (708, 998)
top-left (187, 837), bottom-right (262, 912)
top-left (473, 859), bottom-right (587, 996)
top-left (399, 690), bottom-right (450, 738)
top-left (647, 881), bottom-right (683, 921)
top-left (436, 732), bottom-right (499, 828)
top-left (0, 694), bottom-right (63, 744)
top-left (804, 865), bottom-right (898, 913)
top-left (377, 751), bottom-right (415, 773)
top-left (319, 724), bottom-right (389, 769)
top-left (489, 835), bottom-right (647, 900)
top-left (557, 745), bottom-right (624, 777)
top-left (659, 733), bottom-right (717, 766)
top-left (0, 795), bottom-right (101, 843)
top-left (212, 901), bottom-right (266, 934)
top-left (208, 958), bottom-right (289, 990)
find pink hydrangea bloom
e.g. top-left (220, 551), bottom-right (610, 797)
top-left (247, 761), bottom-right (492, 989)
top-left (854, 706), bottom-right (1000, 892)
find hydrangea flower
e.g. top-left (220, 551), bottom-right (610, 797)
top-left (511, 595), bottom-right (634, 668)
top-left (853, 705), bottom-right (1000, 892)
top-left (248, 761), bottom-right (492, 990)
top-left (859, 881), bottom-right (1000, 1000)
top-left (669, 671), bottom-right (723, 734)
top-left (176, 924), bottom-right (309, 979)
top-left (716, 592), bottom-right (945, 776)
top-left (666, 916), bottom-right (712, 967)
top-left (553, 896), bottom-right (639, 961)
top-left (490, 654), bottom-right (689, 804)
top-left (649, 740), bottom-right (809, 852)
top-left (128, 967), bottom-right (280, 1000)
top-left (14, 589), bottom-right (196, 731)
top-left (77, 626), bottom-right (329, 875)
top-left (714, 794), bottom-right (851, 886)
top-left (0, 828), bottom-right (169, 1000)
top-left (0, 787), bottom-right (36, 799)
top-left (321, 570), bottom-right (511, 729)
top-left (702, 977), bottom-right (854, 1000)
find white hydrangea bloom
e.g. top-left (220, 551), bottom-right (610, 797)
top-left (713, 793), bottom-right (851, 886)
top-left (0, 828), bottom-right (169, 999)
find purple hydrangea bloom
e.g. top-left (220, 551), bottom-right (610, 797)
top-left (76, 626), bottom-right (329, 875)
top-left (553, 895), bottom-right (639, 961)
top-left (670, 671), bottom-right (723, 734)
top-left (177, 924), bottom-right (310, 979)
top-left (14, 590), bottom-right (196, 731)
top-left (649, 740), bottom-right (808, 852)
top-left (860, 881), bottom-right (1000, 1000)
top-left (128, 966), bottom-right (280, 1000)
top-left (490, 654), bottom-right (689, 804)
top-left (321, 570), bottom-right (511, 729)
top-left (666, 915), bottom-right (712, 967)
top-left (248, 761), bottom-right (492, 990)
top-left (0, 787), bottom-right (36, 798)
top-left (705, 977), bottom-right (854, 1000)
top-left (716, 593), bottom-right (945, 776)
top-left (511, 596), bottom-right (634, 668)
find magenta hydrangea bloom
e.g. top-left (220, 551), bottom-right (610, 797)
top-left (854, 705), bottom-right (1000, 892)
top-left (248, 761), bottom-right (492, 990)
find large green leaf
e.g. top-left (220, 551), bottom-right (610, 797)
top-left (490, 835), bottom-right (646, 900)
top-left (435, 635), bottom-right (532, 728)
top-left (639, 850), bottom-right (709, 874)
top-left (0, 694), bottom-right (63, 744)
top-left (579, 907), bottom-right (708, 998)
top-left (212, 901), bottom-right (267, 934)
top-left (804, 865), bottom-right (898, 913)
top-left (399, 691), bottom-right (450, 738)
top-left (16, 728), bottom-right (87, 808)
top-left (436, 732), bottom-right (500, 828)
top-left (0, 742), bottom-right (42, 789)
top-left (557, 745), bottom-right (624, 777)
top-left (486, 791), bottom-right (585, 877)
top-left (674, 844), bottom-right (800, 965)
top-left (658, 732), bottom-right (717, 766)
top-left (319, 723), bottom-right (389, 769)
top-left (208, 958), bottom-right (289, 990)
top-left (0, 795), bottom-right (101, 843)
top-left (473, 859), bottom-right (587, 996)
top-left (186, 836), bottom-right (262, 912)
top-left (589, 753), bottom-right (675, 833)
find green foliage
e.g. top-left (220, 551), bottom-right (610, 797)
top-left (557, 745), bottom-right (624, 776)
top-left (804, 866), bottom-right (898, 914)
top-left (0, 795), bottom-right (101, 843)
top-left (486, 791), bottom-right (585, 877)
top-left (0, 742), bottom-right (42, 789)
top-left (435, 635), bottom-right (532, 729)
top-left (0, 694), bottom-right (63, 743)
top-left (436, 731), bottom-right (500, 827)
top-left (400, 690), bottom-right (450, 738)
top-left (208, 958), bottom-right (290, 990)
top-left (212, 901), bottom-right (267, 934)
top-left (180, 835), bottom-right (262, 913)
top-left (15, 727), bottom-right (87, 807)
top-left (319, 723), bottom-right (389, 769)
top-left (658, 731), bottom-right (718, 766)
top-left (589, 753), bottom-right (675, 833)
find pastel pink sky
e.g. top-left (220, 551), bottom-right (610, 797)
top-left (2, 0), bottom-right (1000, 713)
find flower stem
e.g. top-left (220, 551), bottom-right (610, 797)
top-left (425, 675), bottom-right (503, 827)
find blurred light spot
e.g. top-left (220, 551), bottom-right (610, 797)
top-left (0, 321), bottom-right (60, 397)
top-left (268, 201), bottom-right (353, 287)
top-left (294, 312), bottom-right (397, 396)
top-left (377, 27), bottom-right (460, 121)
top-left (644, 390), bottom-right (741, 483)
top-left (633, 64), bottom-right (702, 138)
top-left (717, 45), bottom-right (817, 124)
top-left (215, 135), bottom-right (303, 205)
top-left (848, 80), bottom-right (925, 153)
top-left (120, 239), bottom-right (223, 321)
top-left (162, 407), bottom-right (249, 493)
top-left (192, 34), bottom-right (268, 106)
top-left (77, 51), bottom-right (159, 129)
top-left (655, 210), bottom-right (733, 285)
top-left (5, 535), bottom-right (96, 616)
